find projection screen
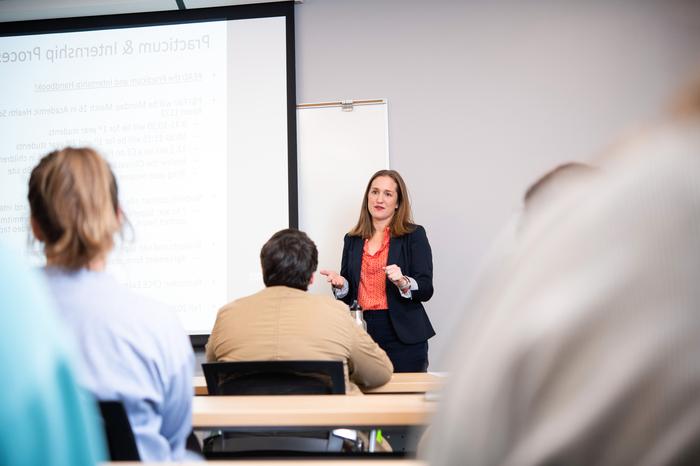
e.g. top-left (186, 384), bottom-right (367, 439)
top-left (0, 3), bottom-right (297, 337)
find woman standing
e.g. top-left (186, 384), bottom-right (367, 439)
top-left (321, 170), bottom-right (435, 372)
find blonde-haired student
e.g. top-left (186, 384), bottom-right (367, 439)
top-left (28, 147), bottom-right (195, 462)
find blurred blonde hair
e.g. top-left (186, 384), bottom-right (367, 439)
top-left (28, 147), bottom-right (121, 270)
top-left (669, 74), bottom-right (700, 119)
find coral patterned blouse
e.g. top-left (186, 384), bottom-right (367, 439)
top-left (358, 228), bottom-right (390, 310)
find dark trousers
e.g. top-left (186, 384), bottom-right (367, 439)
top-left (364, 310), bottom-right (428, 372)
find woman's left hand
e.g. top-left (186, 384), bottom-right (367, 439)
top-left (384, 264), bottom-right (408, 288)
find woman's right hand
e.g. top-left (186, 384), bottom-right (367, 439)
top-left (320, 269), bottom-right (346, 289)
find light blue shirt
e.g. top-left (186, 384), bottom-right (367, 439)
top-left (0, 245), bottom-right (106, 466)
top-left (43, 267), bottom-right (195, 462)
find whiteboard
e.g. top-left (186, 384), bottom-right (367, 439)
top-left (297, 100), bottom-right (389, 296)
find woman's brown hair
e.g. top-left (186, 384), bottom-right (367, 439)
top-left (349, 169), bottom-right (416, 238)
top-left (28, 147), bottom-right (121, 270)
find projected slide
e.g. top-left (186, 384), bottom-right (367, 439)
top-left (0, 9), bottom-right (292, 334)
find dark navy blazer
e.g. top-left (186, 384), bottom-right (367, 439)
top-left (338, 224), bottom-right (435, 344)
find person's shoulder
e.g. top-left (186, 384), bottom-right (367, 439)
top-left (96, 277), bottom-right (185, 333)
top-left (136, 296), bottom-right (193, 363)
top-left (344, 233), bottom-right (365, 251)
top-left (123, 288), bottom-right (186, 336)
top-left (88, 277), bottom-right (192, 360)
top-left (110, 279), bottom-right (171, 317)
top-left (306, 292), bottom-right (349, 313)
top-left (404, 224), bottom-right (427, 239)
top-left (216, 289), bottom-right (268, 316)
top-left (308, 295), bottom-right (356, 330)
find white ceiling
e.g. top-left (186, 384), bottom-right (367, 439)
top-left (0, 0), bottom-right (291, 22)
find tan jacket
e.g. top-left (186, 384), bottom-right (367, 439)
top-left (205, 286), bottom-right (393, 394)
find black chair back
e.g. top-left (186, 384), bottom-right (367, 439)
top-left (202, 360), bottom-right (345, 395)
top-left (201, 361), bottom-right (347, 455)
top-left (98, 400), bottom-right (140, 461)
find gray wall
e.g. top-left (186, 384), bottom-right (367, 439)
top-left (295, 0), bottom-right (700, 368)
top-left (2, 0), bottom-right (699, 368)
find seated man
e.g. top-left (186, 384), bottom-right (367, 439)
top-left (206, 228), bottom-right (393, 394)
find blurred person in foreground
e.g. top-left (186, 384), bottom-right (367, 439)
top-left (206, 228), bottom-right (393, 395)
top-left (518, 162), bottom-right (597, 234)
top-left (28, 147), bottom-right (195, 462)
top-left (0, 242), bottom-right (106, 466)
top-left (456, 161), bottom-right (598, 336)
top-left (426, 94), bottom-right (700, 464)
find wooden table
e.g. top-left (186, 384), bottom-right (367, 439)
top-left (192, 394), bottom-right (436, 429)
top-left (193, 372), bottom-right (445, 396)
top-left (363, 372), bottom-right (445, 394)
top-left (193, 375), bottom-right (208, 395)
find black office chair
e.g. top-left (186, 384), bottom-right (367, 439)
top-left (201, 360), bottom-right (349, 457)
top-left (98, 400), bottom-right (140, 461)
top-left (202, 360), bottom-right (345, 396)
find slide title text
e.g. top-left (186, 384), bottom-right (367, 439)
top-left (1, 35), bottom-right (211, 64)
